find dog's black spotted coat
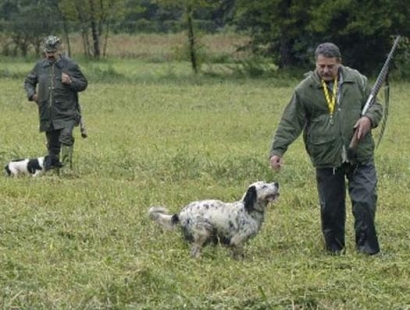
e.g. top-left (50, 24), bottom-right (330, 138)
top-left (4, 154), bottom-right (63, 177)
top-left (149, 181), bottom-right (280, 259)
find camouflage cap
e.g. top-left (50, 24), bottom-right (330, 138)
top-left (43, 35), bottom-right (61, 53)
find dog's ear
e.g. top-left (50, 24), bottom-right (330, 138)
top-left (243, 185), bottom-right (257, 212)
top-left (4, 165), bottom-right (11, 176)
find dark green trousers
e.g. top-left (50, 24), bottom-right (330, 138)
top-left (316, 161), bottom-right (380, 255)
top-left (45, 123), bottom-right (75, 157)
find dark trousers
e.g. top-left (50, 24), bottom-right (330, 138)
top-left (45, 124), bottom-right (75, 157)
top-left (316, 161), bottom-right (380, 255)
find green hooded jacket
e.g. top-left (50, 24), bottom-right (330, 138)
top-left (24, 56), bottom-right (88, 132)
top-left (270, 66), bottom-right (383, 168)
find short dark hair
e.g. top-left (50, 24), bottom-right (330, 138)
top-left (314, 42), bottom-right (341, 59)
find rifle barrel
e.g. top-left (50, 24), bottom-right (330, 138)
top-left (347, 35), bottom-right (401, 161)
top-left (361, 35), bottom-right (400, 115)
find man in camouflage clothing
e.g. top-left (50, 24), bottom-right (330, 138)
top-left (24, 35), bottom-right (88, 172)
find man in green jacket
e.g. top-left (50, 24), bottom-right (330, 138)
top-left (24, 35), bottom-right (88, 172)
top-left (270, 42), bottom-right (382, 255)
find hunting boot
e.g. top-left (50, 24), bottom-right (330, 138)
top-left (61, 144), bottom-right (74, 170)
top-left (48, 152), bottom-right (61, 176)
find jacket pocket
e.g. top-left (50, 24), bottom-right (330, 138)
top-left (356, 133), bottom-right (375, 162)
top-left (55, 99), bottom-right (70, 112)
top-left (38, 101), bottom-right (50, 121)
top-left (306, 135), bottom-right (336, 165)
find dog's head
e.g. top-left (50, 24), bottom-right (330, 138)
top-left (243, 181), bottom-right (280, 213)
top-left (44, 154), bottom-right (64, 171)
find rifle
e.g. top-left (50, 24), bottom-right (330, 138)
top-left (79, 114), bottom-right (88, 138)
top-left (347, 35), bottom-right (400, 160)
top-left (78, 103), bottom-right (88, 139)
top-left (75, 92), bottom-right (88, 139)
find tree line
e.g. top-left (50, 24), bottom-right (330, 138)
top-left (0, 0), bottom-right (409, 76)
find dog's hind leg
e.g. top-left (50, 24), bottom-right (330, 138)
top-left (230, 235), bottom-right (247, 260)
top-left (189, 221), bottom-right (212, 258)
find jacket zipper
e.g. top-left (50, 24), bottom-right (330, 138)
top-left (50, 63), bottom-right (54, 109)
top-left (337, 81), bottom-right (348, 164)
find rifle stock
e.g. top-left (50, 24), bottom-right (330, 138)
top-left (347, 130), bottom-right (360, 160)
top-left (347, 35), bottom-right (400, 161)
top-left (80, 117), bottom-right (88, 138)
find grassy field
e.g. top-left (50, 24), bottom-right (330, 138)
top-left (1, 45), bottom-right (410, 309)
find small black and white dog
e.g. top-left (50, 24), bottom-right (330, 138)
top-left (4, 154), bottom-right (63, 177)
top-left (149, 181), bottom-right (280, 259)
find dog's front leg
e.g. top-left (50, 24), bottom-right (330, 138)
top-left (33, 171), bottom-right (43, 177)
top-left (190, 243), bottom-right (202, 258)
top-left (230, 244), bottom-right (245, 260)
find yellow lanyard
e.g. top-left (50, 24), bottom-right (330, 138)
top-left (321, 76), bottom-right (338, 116)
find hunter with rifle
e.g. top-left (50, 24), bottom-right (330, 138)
top-left (24, 35), bottom-right (88, 173)
top-left (269, 38), bottom-right (400, 256)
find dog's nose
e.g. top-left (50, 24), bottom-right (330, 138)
top-left (274, 182), bottom-right (279, 189)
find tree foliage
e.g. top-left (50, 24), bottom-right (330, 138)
top-left (233, 0), bottom-right (410, 74)
top-left (0, 0), bottom-right (408, 74)
top-left (0, 0), bottom-right (62, 56)
top-left (154, 0), bottom-right (221, 73)
top-left (58, 0), bottom-right (128, 58)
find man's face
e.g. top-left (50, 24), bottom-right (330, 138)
top-left (45, 50), bottom-right (58, 61)
top-left (316, 55), bottom-right (341, 82)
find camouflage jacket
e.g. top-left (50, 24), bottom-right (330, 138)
top-left (24, 55), bottom-right (88, 132)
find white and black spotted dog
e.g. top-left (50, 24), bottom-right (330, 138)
top-left (149, 181), bottom-right (280, 259)
top-left (4, 154), bottom-right (63, 178)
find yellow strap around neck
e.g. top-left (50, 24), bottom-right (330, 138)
top-left (321, 76), bottom-right (338, 116)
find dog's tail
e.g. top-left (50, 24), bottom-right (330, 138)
top-left (148, 206), bottom-right (179, 230)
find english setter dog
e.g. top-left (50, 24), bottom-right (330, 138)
top-left (148, 181), bottom-right (280, 259)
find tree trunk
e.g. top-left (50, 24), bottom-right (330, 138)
top-left (89, 0), bottom-right (100, 58)
top-left (278, 35), bottom-right (296, 68)
top-left (103, 22), bottom-right (109, 57)
top-left (62, 17), bottom-right (71, 57)
top-left (73, 2), bottom-right (91, 58)
top-left (186, 7), bottom-right (197, 74)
